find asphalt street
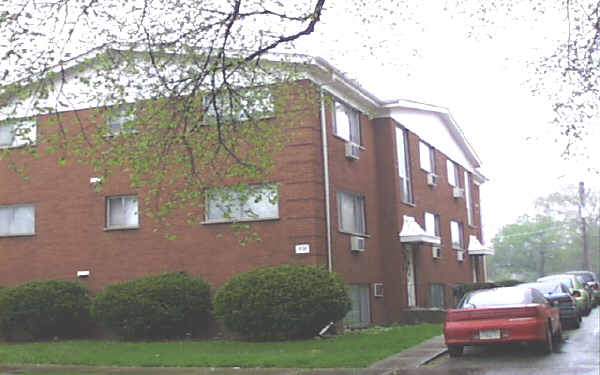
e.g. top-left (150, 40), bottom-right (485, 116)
top-left (424, 305), bottom-right (600, 375)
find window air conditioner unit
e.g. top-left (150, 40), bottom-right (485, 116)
top-left (427, 173), bottom-right (438, 186)
top-left (453, 187), bottom-right (465, 199)
top-left (457, 250), bottom-right (464, 262)
top-left (432, 246), bottom-right (442, 259)
top-left (374, 283), bottom-right (384, 297)
top-left (345, 141), bottom-right (360, 160)
top-left (350, 236), bottom-right (366, 252)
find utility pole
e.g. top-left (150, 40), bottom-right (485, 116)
top-left (579, 182), bottom-right (590, 271)
top-left (539, 244), bottom-right (546, 277)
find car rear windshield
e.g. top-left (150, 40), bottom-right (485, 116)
top-left (575, 273), bottom-right (595, 282)
top-left (460, 288), bottom-right (529, 308)
top-left (539, 277), bottom-right (574, 288)
top-left (523, 282), bottom-right (564, 295)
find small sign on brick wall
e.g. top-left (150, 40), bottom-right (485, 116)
top-left (295, 243), bottom-right (310, 254)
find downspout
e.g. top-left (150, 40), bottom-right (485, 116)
top-left (320, 87), bottom-right (333, 272)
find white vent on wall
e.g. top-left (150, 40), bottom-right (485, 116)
top-left (453, 187), bottom-right (465, 199)
top-left (77, 270), bottom-right (90, 278)
top-left (427, 173), bottom-right (438, 187)
top-left (432, 246), bottom-right (442, 259)
top-left (345, 142), bottom-right (360, 160)
top-left (350, 236), bottom-right (366, 252)
top-left (374, 283), bottom-right (384, 297)
top-left (457, 250), bottom-right (465, 262)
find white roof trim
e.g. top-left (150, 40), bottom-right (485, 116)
top-left (398, 215), bottom-right (441, 245)
top-left (467, 235), bottom-right (495, 256)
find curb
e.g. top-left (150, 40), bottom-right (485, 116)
top-left (417, 348), bottom-right (448, 367)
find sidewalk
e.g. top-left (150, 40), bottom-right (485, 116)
top-left (0, 336), bottom-right (447, 375)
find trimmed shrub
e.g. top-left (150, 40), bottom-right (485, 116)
top-left (453, 280), bottom-right (523, 303)
top-left (0, 280), bottom-right (91, 341)
top-left (91, 272), bottom-right (212, 340)
top-left (214, 264), bottom-right (351, 341)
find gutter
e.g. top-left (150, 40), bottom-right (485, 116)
top-left (319, 87), bottom-right (333, 272)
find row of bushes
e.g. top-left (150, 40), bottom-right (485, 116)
top-left (0, 265), bottom-right (351, 342)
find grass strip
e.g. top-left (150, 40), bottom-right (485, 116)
top-left (0, 324), bottom-right (441, 368)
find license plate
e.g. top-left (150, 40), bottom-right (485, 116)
top-left (479, 329), bottom-right (501, 340)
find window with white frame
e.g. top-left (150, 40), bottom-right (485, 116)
top-left (396, 126), bottom-right (413, 204)
top-left (0, 120), bottom-right (37, 148)
top-left (345, 284), bottom-right (370, 327)
top-left (106, 196), bottom-right (139, 229)
top-left (464, 171), bottom-right (474, 226)
top-left (204, 88), bottom-right (274, 122)
top-left (205, 184), bottom-right (278, 222)
top-left (337, 191), bottom-right (366, 234)
top-left (450, 220), bottom-right (464, 249)
top-left (333, 101), bottom-right (360, 144)
top-left (425, 212), bottom-right (440, 237)
top-left (0, 204), bottom-right (35, 236)
top-left (446, 159), bottom-right (459, 187)
top-left (106, 106), bottom-right (136, 135)
top-left (419, 141), bottom-right (435, 173)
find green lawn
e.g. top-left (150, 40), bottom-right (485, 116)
top-left (0, 324), bottom-right (441, 369)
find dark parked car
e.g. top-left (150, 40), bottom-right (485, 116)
top-left (444, 286), bottom-right (561, 357)
top-left (537, 274), bottom-right (591, 316)
top-left (519, 281), bottom-right (580, 329)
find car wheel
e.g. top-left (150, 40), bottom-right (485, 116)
top-left (448, 345), bottom-right (464, 357)
top-left (537, 325), bottom-right (553, 355)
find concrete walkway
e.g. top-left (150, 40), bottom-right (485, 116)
top-left (0, 335), bottom-right (448, 375)
top-left (368, 335), bottom-right (447, 370)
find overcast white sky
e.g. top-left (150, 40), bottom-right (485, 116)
top-left (292, 0), bottom-right (600, 241)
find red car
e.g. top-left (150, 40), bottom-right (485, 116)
top-left (444, 286), bottom-right (561, 357)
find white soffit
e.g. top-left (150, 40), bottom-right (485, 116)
top-left (387, 106), bottom-right (481, 174)
top-left (467, 235), bottom-right (495, 256)
top-left (398, 215), bottom-right (441, 245)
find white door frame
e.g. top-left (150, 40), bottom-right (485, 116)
top-left (405, 244), bottom-right (417, 307)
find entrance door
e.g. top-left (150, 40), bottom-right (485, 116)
top-left (405, 244), bottom-right (416, 307)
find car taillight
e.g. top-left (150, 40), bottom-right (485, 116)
top-left (572, 291), bottom-right (581, 298)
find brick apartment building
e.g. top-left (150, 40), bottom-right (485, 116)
top-left (0, 53), bottom-right (493, 326)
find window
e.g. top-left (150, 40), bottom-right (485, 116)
top-left (464, 171), bottom-right (474, 225)
top-left (424, 212), bottom-right (440, 237)
top-left (204, 88), bottom-right (274, 122)
top-left (419, 141), bottom-right (435, 173)
top-left (205, 184), bottom-right (278, 222)
top-left (447, 160), bottom-right (459, 187)
top-left (106, 196), bottom-right (139, 229)
top-left (106, 106), bottom-right (135, 135)
top-left (337, 191), bottom-right (366, 234)
top-left (0, 120), bottom-right (36, 148)
top-left (429, 284), bottom-right (445, 308)
top-left (450, 220), bottom-right (464, 249)
top-left (345, 284), bottom-right (370, 327)
top-left (333, 101), bottom-right (360, 144)
top-left (0, 204), bottom-right (35, 236)
top-left (395, 126), bottom-right (413, 203)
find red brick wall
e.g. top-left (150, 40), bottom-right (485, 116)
top-left (0, 81), bottom-right (487, 326)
